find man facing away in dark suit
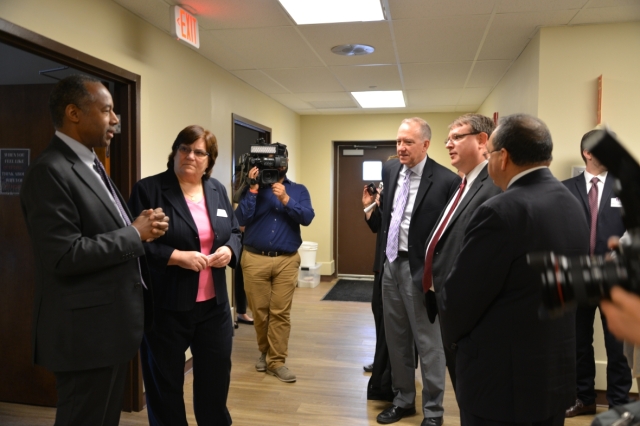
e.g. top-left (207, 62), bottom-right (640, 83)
top-left (562, 130), bottom-right (631, 417)
top-left (422, 114), bottom-right (501, 392)
top-left (20, 75), bottom-right (169, 426)
top-left (439, 114), bottom-right (590, 426)
top-left (376, 117), bottom-right (460, 426)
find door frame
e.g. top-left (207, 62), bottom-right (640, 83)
top-left (332, 140), bottom-right (396, 277)
top-left (0, 18), bottom-right (144, 411)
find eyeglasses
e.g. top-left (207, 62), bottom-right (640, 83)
top-left (178, 145), bottom-right (210, 158)
top-left (486, 148), bottom-right (501, 155)
top-left (446, 131), bottom-right (481, 144)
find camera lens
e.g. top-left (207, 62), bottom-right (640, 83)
top-left (528, 251), bottom-right (630, 316)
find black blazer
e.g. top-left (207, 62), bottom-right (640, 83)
top-left (425, 164), bottom-right (502, 320)
top-left (439, 168), bottom-right (589, 422)
top-left (128, 169), bottom-right (242, 311)
top-left (379, 157), bottom-right (460, 289)
top-left (563, 172), bottom-right (625, 255)
top-left (20, 136), bottom-right (148, 372)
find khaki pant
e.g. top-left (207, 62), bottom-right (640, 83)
top-left (241, 250), bottom-right (300, 370)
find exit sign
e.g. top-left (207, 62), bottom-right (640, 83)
top-left (172, 6), bottom-right (199, 48)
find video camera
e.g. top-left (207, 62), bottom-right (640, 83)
top-left (527, 128), bottom-right (640, 317)
top-left (233, 139), bottom-right (288, 202)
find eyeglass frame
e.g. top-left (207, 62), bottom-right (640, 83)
top-left (177, 144), bottom-right (210, 158)
top-left (446, 131), bottom-right (482, 144)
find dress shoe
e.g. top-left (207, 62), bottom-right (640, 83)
top-left (376, 405), bottom-right (416, 424)
top-left (421, 417), bottom-right (443, 426)
top-left (363, 363), bottom-right (374, 373)
top-left (565, 399), bottom-right (596, 417)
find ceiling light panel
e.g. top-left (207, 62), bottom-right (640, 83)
top-left (278, 0), bottom-right (385, 25)
top-left (351, 91), bottom-right (405, 108)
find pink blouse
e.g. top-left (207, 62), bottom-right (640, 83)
top-left (186, 197), bottom-right (215, 302)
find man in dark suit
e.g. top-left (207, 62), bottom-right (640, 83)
top-left (439, 114), bottom-right (589, 425)
top-left (20, 75), bottom-right (169, 426)
top-left (376, 117), bottom-right (460, 426)
top-left (563, 130), bottom-right (631, 416)
top-left (422, 114), bottom-right (501, 391)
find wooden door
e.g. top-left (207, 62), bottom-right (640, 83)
top-left (0, 84), bottom-right (58, 406)
top-left (335, 142), bottom-right (396, 276)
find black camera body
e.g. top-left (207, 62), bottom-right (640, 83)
top-left (238, 139), bottom-right (288, 186)
top-left (528, 129), bottom-right (640, 316)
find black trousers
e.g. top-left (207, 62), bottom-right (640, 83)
top-left (460, 408), bottom-right (565, 426)
top-left (54, 361), bottom-right (128, 426)
top-left (575, 304), bottom-right (631, 406)
top-left (367, 270), bottom-right (394, 400)
top-left (141, 297), bottom-right (233, 426)
top-left (235, 260), bottom-right (248, 315)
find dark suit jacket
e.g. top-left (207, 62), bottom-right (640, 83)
top-left (563, 172), bottom-right (625, 255)
top-left (439, 168), bottom-right (589, 422)
top-left (425, 164), bottom-right (502, 320)
top-left (379, 157), bottom-right (460, 289)
top-left (128, 169), bottom-right (241, 311)
top-left (20, 135), bottom-right (148, 372)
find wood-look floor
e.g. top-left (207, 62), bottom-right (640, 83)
top-left (0, 280), bottom-right (600, 425)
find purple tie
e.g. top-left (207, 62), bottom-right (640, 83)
top-left (588, 176), bottom-right (599, 255)
top-left (94, 156), bottom-right (146, 288)
top-left (386, 169), bottom-right (412, 262)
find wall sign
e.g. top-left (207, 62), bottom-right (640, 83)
top-left (171, 6), bottom-right (200, 49)
top-left (0, 149), bottom-right (30, 195)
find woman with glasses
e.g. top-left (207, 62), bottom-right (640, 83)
top-left (129, 125), bottom-right (241, 426)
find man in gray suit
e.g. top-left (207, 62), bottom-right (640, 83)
top-left (376, 118), bottom-right (460, 426)
top-left (20, 75), bottom-right (169, 426)
top-left (422, 114), bottom-right (502, 391)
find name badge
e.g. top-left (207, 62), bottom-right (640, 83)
top-left (217, 209), bottom-right (228, 217)
top-left (611, 198), bottom-right (622, 208)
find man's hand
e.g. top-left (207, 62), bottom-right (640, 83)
top-left (132, 208), bottom-right (170, 242)
top-left (272, 183), bottom-right (289, 205)
top-left (248, 167), bottom-right (260, 192)
top-left (601, 287), bottom-right (640, 345)
top-left (169, 250), bottom-right (209, 272)
top-left (362, 185), bottom-right (376, 208)
top-left (208, 246), bottom-right (232, 268)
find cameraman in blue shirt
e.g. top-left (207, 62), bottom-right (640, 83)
top-left (235, 161), bottom-right (314, 383)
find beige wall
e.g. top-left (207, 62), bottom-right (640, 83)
top-left (478, 31), bottom-right (540, 119)
top-left (300, 113), bottom-right (463, 275)
top-left (538, 22), bottom-right (640, 181)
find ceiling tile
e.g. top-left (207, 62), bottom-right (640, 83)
top-left (308, 100), bottom-right (359, 109)
top-left (478, 10), bottom-right (577, 60)
top-left (164, 0), bottom-right (292, 30)
top-left (406, 88), bottom-right (463, 108)
top-left (198, 31), bottom-right (257, 70)
top-left (497, 0), bottom-right (588, 13)
top-left (388, 0), bottom-right (495, 18)
top-left (459, 87), bottom-right (493, 104)
top-left (402, 62), bottom-right (472, 90)
top-left (329, 65), bottom-right (402, 91)
top-left (297, 92), bottom-right (356, 102)
top-left (114, 0), bottom-right (171, 33)
top-left (571, 6), bottom-right (640, 24)
top-left (467, 60), bottom-right (512, 87)
top-left (298, 21), bottom-right (397, 66)
top-left (269, 94), bottom-right (314, 110)
top-left (393, 15), bottom-right (491, 63)
top-left (263, 68), bottom-right (345, 93)
top-left (203, 27), bottom-right (324, 70)
top-left (232, 70), bottom-right (290, 94)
